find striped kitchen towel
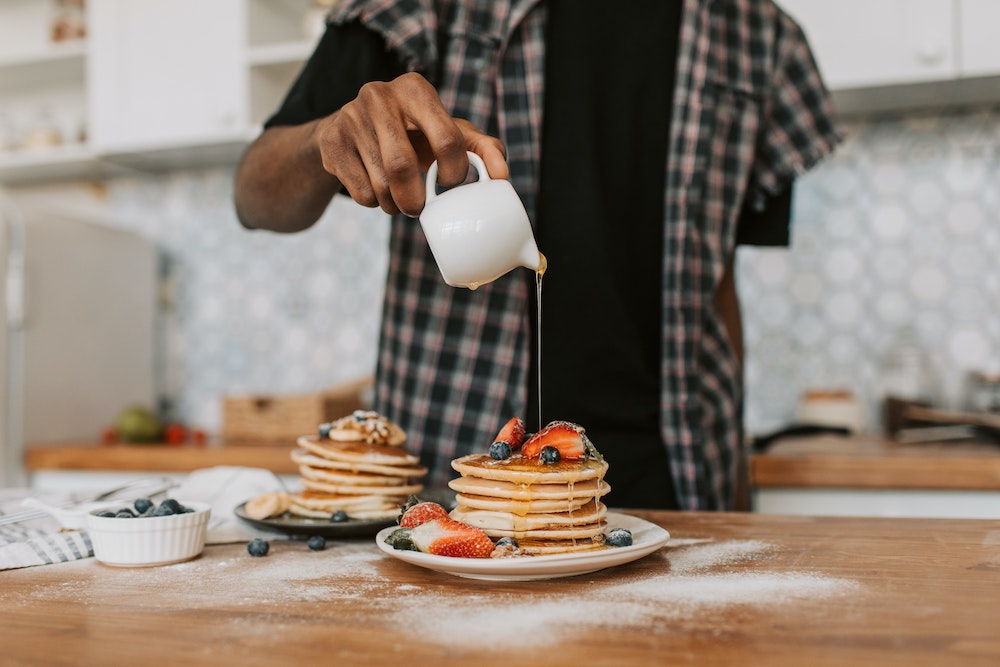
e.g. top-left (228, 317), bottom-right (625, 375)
top-left (0, 523), bottom-right (93, 570)
top-left (0, 491), bottom-right (94, 570)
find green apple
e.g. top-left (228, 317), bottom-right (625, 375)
top-left (115, 406), bottom-right (163, 443)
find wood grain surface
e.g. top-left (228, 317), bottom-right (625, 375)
top-left (2, 511), bottom-right (999, 666)
top-left (24, 442), bottom-right (299, 474)
top-left (752, 434), bottom-right (1000, 490)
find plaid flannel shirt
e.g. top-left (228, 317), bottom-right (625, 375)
top-left (328, 0), bottom-right (840, 509)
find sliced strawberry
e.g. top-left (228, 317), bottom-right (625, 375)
top-left (492, 416), bottom-right (526, 450)
top-left (399, 500), bottom-right (449, 528)
top-left (409, 518), bottom-right (495, 558)
top-left (521, 422), bottom-right (586, 460)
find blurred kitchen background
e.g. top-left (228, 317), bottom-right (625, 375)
top-left (1, 1), bottom-right (998, 513)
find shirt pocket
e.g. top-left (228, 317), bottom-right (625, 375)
top-left (675, 79), bottom-right (762, 251)
top-left (436, 26), bottom-right (502, 129)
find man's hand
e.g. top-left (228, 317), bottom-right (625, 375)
top-left (312, 72), bottom-right (508, 217)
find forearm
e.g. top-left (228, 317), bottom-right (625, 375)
top-left (233, 121), bottom-right (341, 233)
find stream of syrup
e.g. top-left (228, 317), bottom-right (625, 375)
top-left (534, 252), bottom-right (547, 432)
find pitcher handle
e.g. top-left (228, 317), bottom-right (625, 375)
top-left (425, 151), bottom-right (490, 204)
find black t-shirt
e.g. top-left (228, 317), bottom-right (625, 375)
top-left (266, 4), bottom-right (791, 510)
top-left (526, 1), bottom-right (681, 509)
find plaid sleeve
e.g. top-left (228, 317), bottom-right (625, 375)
top-left (748, 9), bottom-right (842, 210)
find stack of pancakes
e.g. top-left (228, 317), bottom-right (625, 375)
top-left (448, 452), bottom-right (611, 554)
top-left (288, 411), bottom-right (427, 520)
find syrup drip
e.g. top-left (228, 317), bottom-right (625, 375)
top-left (535, 252), bottom-right (547, 432)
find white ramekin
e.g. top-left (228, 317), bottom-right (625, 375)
top-left (86, 500), bottom-right (211, 567)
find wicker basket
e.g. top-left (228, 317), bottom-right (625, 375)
top-left (222, 376), bottom-right (373, 444)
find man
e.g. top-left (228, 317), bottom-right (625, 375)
top-left (234, 0), bottom-right (840, 510)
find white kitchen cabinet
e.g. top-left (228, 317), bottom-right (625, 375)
top-left (87, 0), bottom-right (249, 155)
top-left (778, 0), bottom-right (958, 90)
top-left (778, 0), bottom-right (1000, 115)
top-left (246, 0), bottom-right (323, 127)
top-left (958, 0), bottom-right (1000, 77)
top-left (0, 0), bottom-right (108, 183)
top-left (0, 0), bottom-right (320, 183)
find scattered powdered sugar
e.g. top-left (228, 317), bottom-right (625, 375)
top-left (664, 539), bottom-right (773, 574)
top-left (387, 574), bottom-right (857, 648)
top-left (3, 540), bottom-right (392, 608)
top-left (384, 539), bottom-right (859, 648)
top-left (5, 536), bottom-right (859, 649)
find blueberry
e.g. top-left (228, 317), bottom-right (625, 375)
top-left (605, 528), bottom-right (633, 548)
top-left (307, 535), bottom-right (326, 551)
top-left (133, 498), bottom-right (154, 514)
top-left (540, 446), bottom-right (561, 464)
top-left (115, 509), bottom-right (136, 518)
top-left (247, 538), bottom-right (270, 557)
top-left (152, 498), bottom-right (183, 516)
top-left (495, 536), bottom-right (518, 549)
top-left (489, 440), bottom-right (512, 460)
top-left (330, 510), bottom-right (349, 523)
top-left (318, 422), bottom-right (332, 438)
top-left (97, 510), bottom-right (116, 518)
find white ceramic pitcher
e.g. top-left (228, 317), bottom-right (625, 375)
top-left (419, 151), bottom-right (543, 289)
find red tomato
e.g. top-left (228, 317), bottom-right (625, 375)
top-left (164, 423), bottom-right (187, 445)
top-left (191, 429), bottom-right (208, 447)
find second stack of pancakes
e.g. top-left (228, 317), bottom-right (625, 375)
top-left (448, 420), bottom-right (611, 554)
top-left (288, 410), bottom-right (427, 520)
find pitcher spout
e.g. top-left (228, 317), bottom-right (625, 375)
top-left (519, 239), bottom-right (544, 272)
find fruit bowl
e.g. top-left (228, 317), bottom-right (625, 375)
top-left (86, 500), bottom-right (211, 567)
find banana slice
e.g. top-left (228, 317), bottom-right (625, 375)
top-left (244, 491), bottom-right (290, 520)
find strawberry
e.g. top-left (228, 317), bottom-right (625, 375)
top-left (409, 518), bottom-right (495, 558)
top-left (521, 421), bottom-right (586, 460)
top-left (399, 500), bottom-right (450, 528)
top-left (492, 416), bottom-right (526, 450)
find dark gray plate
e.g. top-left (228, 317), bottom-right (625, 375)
top-left (233, 502), bottom-right (395, 538)
top-left (232, 488), bottom-right (456, 539)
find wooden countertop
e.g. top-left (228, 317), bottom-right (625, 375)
top-left (25, 441), bottom-right (298, 474)
top-left (3, 511), bottom-right (999, 666)
top-left (751, 434), bottom-right (1000, 490)
top-left (29, 434), bottom-right (1000, 493)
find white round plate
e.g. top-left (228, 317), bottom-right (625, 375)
top-left (375, 512), bottom-right (669, 581)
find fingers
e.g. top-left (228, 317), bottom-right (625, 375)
top-left (457, 120), bottom-right (509, 181)
top-left (314, 72), bottom-right (510, 217)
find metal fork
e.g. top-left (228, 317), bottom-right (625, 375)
top-left (0, 476), bottom-right (178, 526)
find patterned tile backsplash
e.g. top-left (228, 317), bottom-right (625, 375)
top-left (739, 107), bottom-right (999, 434)
top-left (15, 107), bottom-right (999, 437)
top-left (105, 172), bottom-right (390, 430)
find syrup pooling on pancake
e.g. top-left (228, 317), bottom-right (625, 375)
top-left (445, 418), bottom-right (614, 555)
top-left (381, 418), bottom-right (636, 559)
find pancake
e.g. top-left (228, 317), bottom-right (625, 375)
top-left (450, 499), bottom-right (607, 532)
top-left (299, 435), bottom-right (420, 466)
top-left (453, 493), bottom-right (593, 514)
top-left (299, 464), bottom-right (409, 487)
top-left (291, 449), bottom-right (427, 478)
top-left (300, 476), bottom-right (424, 497)
top-left (514, 538), bottom-right (607, 555)
top-left (288, 490), bottom-right (404, 513)
top-left (288, 503), bottom-right (402, 520)
top-left (281, 411), bottom-right (426, 522)
top-left (448, 476), bottom-right (610, 501)
top-left (441, 419), bottom-right (619, 556)
top-left (451, 453), bottom-right (608, 485)
top-left (478, 521), bottom-right (608, 541)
